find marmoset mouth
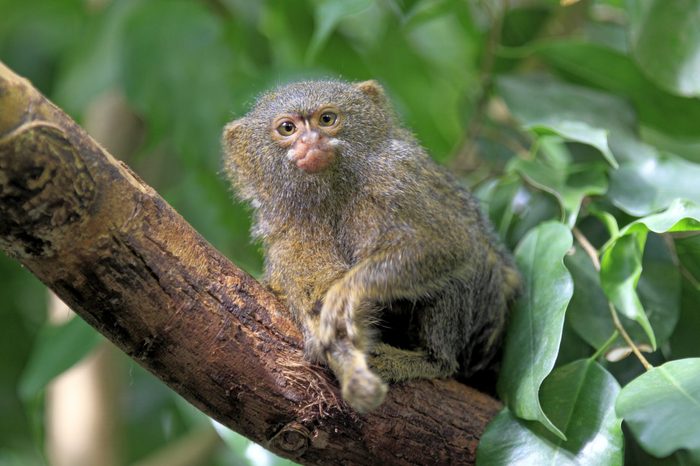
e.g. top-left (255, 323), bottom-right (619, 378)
top-left (294, 148), bottom-right (335, 173)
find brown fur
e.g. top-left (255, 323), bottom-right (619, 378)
top-left (223, 80), bottom-right (520, 412)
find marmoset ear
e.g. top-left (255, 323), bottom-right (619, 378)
top-left (222, 117), bottom-right (256, 179)
top-left (223, 118), bottom-right (247, 147)
top-left (354, 80), bottom-right (387, 106)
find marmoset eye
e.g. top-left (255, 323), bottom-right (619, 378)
top-left (319, 112), bottom-right (337, 127)
top-left (277, 120), bottom-right (296, 136)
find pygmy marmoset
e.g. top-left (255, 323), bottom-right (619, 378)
top-left (223, 80), bottom-right (520, 413)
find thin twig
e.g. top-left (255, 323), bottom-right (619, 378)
top-left (680, 265), bottom-right (700, 290)
top-left (608, 303), bottom-right (652, 371)
top-left (573, 227), bottom-right (653, 370)
top-left (572, 227), bottom-right (600, 271)
top-left (663, 232), bottom-right (700, 290)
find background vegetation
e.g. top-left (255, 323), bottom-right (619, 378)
top-left (1, 0), bottom-right (699, 465)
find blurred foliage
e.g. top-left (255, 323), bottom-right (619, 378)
top-left (1, 0), bottom-right (700, 465)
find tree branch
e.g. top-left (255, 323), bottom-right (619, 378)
top-left (0, 61), bottom-right (500, 466)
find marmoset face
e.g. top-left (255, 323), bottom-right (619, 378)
top-left (270, 105), bottom-right (343, 174)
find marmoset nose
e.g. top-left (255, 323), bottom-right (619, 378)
top-left (300, 130), bottom-right (319, 144)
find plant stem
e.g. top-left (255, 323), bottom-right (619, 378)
top-left (590, 330), bottom-right (620, 361)
top-left (608, 303), bottom-right (652, 371)
top-left (572, 227), bottom-right (601, 270)
top-left (573, 227), bottom-right (653, 370)
top-left (663, 232), bottom-right (700, 290)
top-left (680, 265), bottom-right (700, 290)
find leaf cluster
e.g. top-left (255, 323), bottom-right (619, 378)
top-left (473, 2), bottom-right (700, 465)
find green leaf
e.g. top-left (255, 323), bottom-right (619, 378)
top-left (626, 435), bottom-right (699, 466)
top-left (669, 235), bottom-right (700, 360)
top-left (497, 75), bottom-right (624, 168)
top-left (609, 153), bottom-right (700, 217)
top-left (620, 198), bottom-right (700, 236)
top-left (307, 0), bottom-right (372, 62)
top-left (669, 268), bottom-right (700, 360)
top-left (510, 137), bottom-right (608, 227)
top-left (404, 9), bottom-right (474, 75)
top-left (335, 1), bottom-right (388, 51)
top-left (617, 358), bottom-right (700, 461)
top-left (479, 360), bottom-right (623, 465)
top-left (567, 234), bottom-right (680, 351)
top-left (627, 0), bottom-right (700, 97)
top-left (533, 40), bottom-right (700, 139)
top-left (600, 199), bottom-right (700, 349)
top-left (600, 233), bottom-right (655, 348)
top-left (508, 190), bottom-right (561, 250)
top-left (475, 176), bottom-right (521, 241)
top-left (635, 234), bottom-right (682, 347)
top-left (498, 221), bottom-right (574, 439)
top-left (565, 247), bottom-right (614, 349)
top-left (589, 206), bottom-right (620, 238)
top-left (556, 319), bottom-right (596, 367)
top-left (641, 126), bottom-right (700, 164)
top-left (674, 235), bottom-right (700, 288)
top-left (18, 317), bottom-right (102, 400)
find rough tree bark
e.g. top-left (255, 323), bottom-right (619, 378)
top-left (0, 61), bottom-right (501, 466)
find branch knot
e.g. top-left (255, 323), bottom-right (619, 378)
top-left (269, 422), bottom-right (310, 457)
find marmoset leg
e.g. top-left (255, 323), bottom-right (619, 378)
top-left (368, 343), bottom-right (453, 382)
